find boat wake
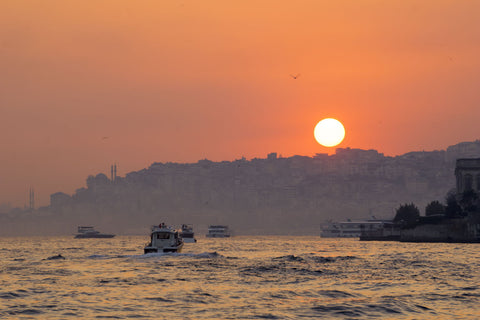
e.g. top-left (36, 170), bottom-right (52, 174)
top-left (83, 251), bottom-right (224, 260)
top-left (137, 251), bottom-right (223, 259)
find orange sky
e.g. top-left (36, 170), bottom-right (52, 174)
top-left (1, 0), bottom-right (480, 207)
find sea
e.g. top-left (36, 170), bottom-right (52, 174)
top-left (1, 236), bottom-right (479, 319)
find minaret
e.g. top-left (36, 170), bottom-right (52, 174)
top-left (29, 187), bottom-right (35, 210)
top-left (110, 163), bottom-right (118, 182)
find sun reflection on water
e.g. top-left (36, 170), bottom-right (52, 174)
top-left (0, 236), bottom-right (478, 319)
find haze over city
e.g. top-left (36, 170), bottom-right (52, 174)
top-left (1, 0), bottom-right (480, 207)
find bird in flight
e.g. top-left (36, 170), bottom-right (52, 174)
top-left (290, 73), bottom-right (300, 79)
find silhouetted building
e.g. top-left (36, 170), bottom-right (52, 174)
top-left (50, 192), bottom-right (72, 208)
top-left (267, 153), bottom-right (277, 160)
top-left (446, 140), bottom-right (480, 162)
top-left (455, 158), bottom-right (480, 194)
top-left (399, 158), bottom-right (480, 243)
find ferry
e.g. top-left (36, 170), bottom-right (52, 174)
top-left (144, 223), bottom-right (184, 253)
top-left (74, 226), bottom-right (115, 239)
top-left (206, 225), bottom-right (231, 238)
top-left (320, 219), bottom-right (391, 238)
top-left (180, 224), bottom-right (197, 243)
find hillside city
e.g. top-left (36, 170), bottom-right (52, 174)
top-left (1, 140), bottom-right (480, 236)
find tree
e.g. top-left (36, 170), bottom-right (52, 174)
top-left (425, 200), bottom-right (445, 216)
top-left (459, 189), bottom-right (479, 215)
top-left (394, 203), bottom-right (420, 227)
top-left (445, 192), bottom-right (462, 218)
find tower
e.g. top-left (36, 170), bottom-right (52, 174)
top-left (29, 187), bottom-right (34, 210)
top-left (110, 163), bottom-right (117, 182)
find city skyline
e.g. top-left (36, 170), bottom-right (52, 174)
top-left (5, 139), bottom-right (480, 212)
top-left (1, 1), bottom-right (480, 206)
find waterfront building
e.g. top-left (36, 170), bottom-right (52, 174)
top-left (455, 158), bottom-right (480, 194)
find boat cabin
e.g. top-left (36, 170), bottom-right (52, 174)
top-left (144, 224), bottom-right (183, 253)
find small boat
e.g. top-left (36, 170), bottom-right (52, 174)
top-left (180, 224), bottom-right (197, 243)
top-left (74, 226), bottom-right (115, 239)
top-left (206, 225), bottom-right (231, 238)
top-left (144, 223), bottom-right (184, 254)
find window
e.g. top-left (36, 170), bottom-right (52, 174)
top-left (156, 232), bottom-right (171, 239)
top-left (464, 174), bottom-right (473, 191)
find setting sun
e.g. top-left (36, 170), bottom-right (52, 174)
top-left (314, 118), bottom-right (345, 147)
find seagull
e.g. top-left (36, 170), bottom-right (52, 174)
top-left (290, 73), bottom-right (300, 79)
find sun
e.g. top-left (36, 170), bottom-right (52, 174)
top-left (314, 118), bottom-right (345, 147)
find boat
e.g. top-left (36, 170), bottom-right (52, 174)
top-left (144, 223), bottom-right (184, 253)
top-left (74, 226), bottom-right (115, 239)
top-left (180, 224), bottom-right (197, 243)
top-left (206, 225), bottom-right (231, 238)
top-left (320, 219), bottom-right (392, 238)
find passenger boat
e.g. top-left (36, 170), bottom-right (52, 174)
top-left (144, 223), bottom-right (184, 253)
top-left (180, 224), bottom-right (197, 243)
top-left (74, 226), bottom-right (115, 239)
top-left (320, 219), bottom-right (391, 238)
top-left (206, 225), bottom-right (231, 238)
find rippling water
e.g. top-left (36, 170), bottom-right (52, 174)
top-left (1, 236), bottom-right (479, 319)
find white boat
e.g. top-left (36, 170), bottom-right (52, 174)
top-left (144, 223), bottom-right (184, 253)
top-left (180, 224), bottom-right (197, 243)
top-left (206, 225), bottom-right (231, 238)
top-left (74, 226), bottom-right (115, 239)
top-left (320, 219), bottom-right (391, 238)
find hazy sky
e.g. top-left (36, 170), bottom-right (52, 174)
top-left (1, 0), bottom-right (479, 207)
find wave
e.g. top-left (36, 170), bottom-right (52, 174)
top-left (271, 254), bottom-right (358, 264)
top-left (98, 276), bottom-right (169, 286)
top-left (251, 314), bottom-right (280, 319)
top-left (144, 297), bottom-right (175, 303)
top-left (87, 254), bottom-right (111, 259)
top-left (135, 251), bottom-right (223, 259)
top-left (317, 290), bottom-right (358, 299)
top-left (236, 254), bottom-right (361, 279)
top-left (272, 254), bottom-right (306, 262)
top-left (310, 255), bottom-right (358, 263)
top-left (311, 304), bottom-right (367, 317)
top-left (310, 299), bottom-right (433, 318)
top-left (240, 263), bottom-right (323, 278)
top-left (83, 251), bottom-right (224, 261)
top-left (3, 308), bottom-right (44, 316)
top-left (0, 290), bottom-right (29, 299)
